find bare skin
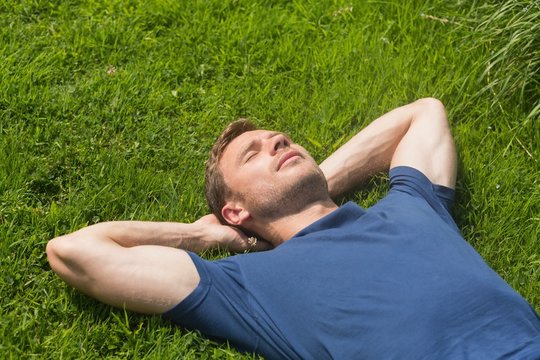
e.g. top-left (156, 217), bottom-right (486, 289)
top-left (46, 97), bottom-right (456, 315)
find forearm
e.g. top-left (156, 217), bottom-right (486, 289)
top-left (320, 102), bottom-right (416, 199)
top-left (50, 212), bottom-right (262, 259)
top-left (320, 98), bottom-right (456, 198)
top-left (69, 220), bottom-right (209, 252)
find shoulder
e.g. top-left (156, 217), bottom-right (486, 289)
top-left (386, 166), bottom-right (458, 230)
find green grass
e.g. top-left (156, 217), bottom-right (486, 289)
top-left (1, 0), bottom-right (538, 358)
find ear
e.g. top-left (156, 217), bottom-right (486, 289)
top-left (221, 202), bottom-right (251, 226)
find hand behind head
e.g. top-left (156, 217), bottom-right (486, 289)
top-left (194, 214), bottom-right (273, 253)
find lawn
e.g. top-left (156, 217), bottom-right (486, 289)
top-left (1, 0), bottom-right (538, 358)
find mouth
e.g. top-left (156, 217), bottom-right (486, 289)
top-left (277, 150), bottom-right (302, 170)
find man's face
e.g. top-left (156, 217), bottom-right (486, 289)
top-left (219, 129), bottom-right (329, 222)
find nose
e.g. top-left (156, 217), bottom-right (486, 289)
top-left (269, 134), bottom-right (290, 155)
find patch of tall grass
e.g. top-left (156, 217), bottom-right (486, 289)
top-left (469, 0), bottom-right (539, 119)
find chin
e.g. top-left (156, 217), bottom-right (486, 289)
top-left (247, 168), bottom-right (329, 220)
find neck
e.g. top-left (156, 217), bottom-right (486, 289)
top-left (251, 199), bottom-right (338, 246)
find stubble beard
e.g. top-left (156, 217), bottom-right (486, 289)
top-left (241, 166), bottom-right (330, 222)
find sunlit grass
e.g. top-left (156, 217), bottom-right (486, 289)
top-left (0, 0), bottom-right (538, 358)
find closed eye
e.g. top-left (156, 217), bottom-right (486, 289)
top-left (245, 151), bottom-right (258, 163)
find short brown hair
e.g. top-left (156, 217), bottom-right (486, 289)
top-left (205, 119), bottom-right (257, 224)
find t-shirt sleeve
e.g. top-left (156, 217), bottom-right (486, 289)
top-left (389, 166), bottom-right (458, 231)
top-left (162, 252), bottom-right (261, 353)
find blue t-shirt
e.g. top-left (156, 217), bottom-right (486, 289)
top-left (164, 166), bottom-right (540, 359)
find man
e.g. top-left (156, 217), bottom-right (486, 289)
top-left (47, 98), bottom-right (540, 359)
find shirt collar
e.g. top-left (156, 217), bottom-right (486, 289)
top-left (292, 201), bottom-right (366, 239)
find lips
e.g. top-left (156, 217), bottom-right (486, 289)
top-left (277, 150), bottom-right (301, 170)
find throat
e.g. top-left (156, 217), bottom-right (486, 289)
top-left (258, 200), bottom-right (338, 246)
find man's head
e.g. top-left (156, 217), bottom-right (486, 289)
top-left (205, 119), bottom-right (330, 231)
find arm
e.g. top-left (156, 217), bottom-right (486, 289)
top-left (320, 98), bottom-right (457, 198)
top-left (46, 216), bottom-right (269, 314)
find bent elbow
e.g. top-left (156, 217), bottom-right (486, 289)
top-left (46, 236), bottom-right (68, 273)
top-left (46, 235), bottom-right (82, 276)
top-left (416, 97), bottom-right (446, 113)
top-left (414, 97), bottom-right (450, 128)
top-left (46, 234), bottom-right (96, 294)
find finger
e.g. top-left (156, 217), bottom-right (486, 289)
top-left (230, 237), bottom-right (273, 253)
top-left (225, 227), bottom-right (274, 253)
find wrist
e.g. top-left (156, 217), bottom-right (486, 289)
top-left (177, 220), bottom-right (214, 253)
